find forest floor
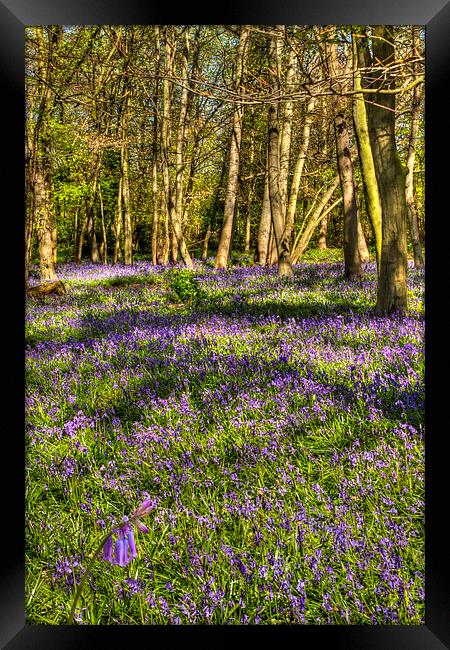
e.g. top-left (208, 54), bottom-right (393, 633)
top-left (25, 256), bottom-right (424, 625)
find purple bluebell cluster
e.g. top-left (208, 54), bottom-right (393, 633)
top-left (25, 260), bottom-right (424, 625)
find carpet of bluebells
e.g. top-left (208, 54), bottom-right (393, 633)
top-left (25, 258), bottom-right (425, 625)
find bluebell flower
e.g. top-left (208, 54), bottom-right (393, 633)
top-left (102, 498), bottom-right (154, 567)
top-left (103, 534), bottom-right (113, 562)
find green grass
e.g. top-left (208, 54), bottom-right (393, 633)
top-left (25, 260), bottom-right (425, 625)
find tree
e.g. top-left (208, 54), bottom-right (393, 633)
top-left (404, 26), bottom-right (425, 270)
top-left (351, 29), bottom-right (383, 274)
top-left (266, 26), bottom-right (293, 278)
top-left (364, 26), bottom-right (410, 315)
top-left (284, 95), bottom-right (317, 246)
top-left (24, 25), bottom-right (424, 291)
top-left (160, 27), bottom-right (193, 267)
top-left (325, 27), bottom-right (362, 280)
top-left (26, 26), bottom-right (61, 284)
top-left (215, 26), bottom-right (250, 269)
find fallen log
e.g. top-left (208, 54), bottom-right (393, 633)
top-left (27, 280), bottom-right (67, 297)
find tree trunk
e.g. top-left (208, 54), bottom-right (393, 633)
top-left (173, 29), bottom-right (191, 265)
top-left (244, 140), bottom-right (256, 254)
top-left (121, 100), bottom-right (133, 265)
top-left (25, 84), bottom-right (35, 288)
top-left (352, 31), bottom-right (383, 274)
top-left (121, 136), bottom-right (133, 265)
top-left (202, 156), bottom-right (226, 260)
top-left (113, 176), bottom-right (122, 264)
top-left (326, 31), bottom-right (361, 280)
top-left (76, 212), bottom-right (87, 263)
top-left (35, 162), bottom-right (57, 281)
top-left (73, 207), bottom-right (79, 262)
top-left (291, 175), bottom-right (341, 263)
top-left (279, 46), bottom-right (295, 219)
top-left (151, 141), bottom-right (159, 265)
top-left (367, 26), bottom-right (409, 316)
top-left (161, 27), bottom-right (192, 267)
top-left (160, 28), bottom-right (174, 264)
top-left (99, 186), bottom-right (108, 265)
top-left (215, 26), bottom-right (250, 269)
top-left (150, 27), bottom-right (161, 265)
top-left (85, 148), bottom-right (101, 264)
top-left (85, 196), bottom-right (100, 263)
top-left (317, 214), bottom-right (328, 250)
top-left (284, 96), bottom-right (317, 244)
top-left (244, 207), bottom-right (252, 254)
top-left (118, 32), bottom-right (134, 266)
top-left (334, 109), bottom-right (361, 280)
top-left (404, 26), bottom-right (424, 270)
top-left (160, 194), bottom-right (170, 265)
top-left (30, 26), bottom-right (60, 283)
top-left (267, 27), bottom-right (293, 278)
top-left (27, 280), bottom-right (66, 297)
top-left (357, 216), bottom-right (370, 263)
top-left (256, 168), bottom-right (271, 265)
top-left (267, 223), bottom-right (279, 266)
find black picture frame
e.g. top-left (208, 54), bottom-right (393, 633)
top-left (2, 0), bottom-right (448, 647)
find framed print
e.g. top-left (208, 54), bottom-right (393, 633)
top-left (1, 0), bottom-right (448, 647)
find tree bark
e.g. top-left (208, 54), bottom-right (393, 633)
top-left (121, 130), bottom-right (133, 265)
top-left (326, 30), bottom-right (361, 280)
top-left (161, 27), bottom-right (192, 267)
top-left (284, 96), bottom-right (317, 244)
top-left (173, 29), bottom-right (191, 263)
top-left (357, 216), bottom-right (370, 263)
top-left (244, 140), bottom-right (256, 254)
top-left (291, 175), bottom-right (341, 263)
top-left (27, 280), bottom-right (66, 297)
top-left (367, 26), bottom-right (409, 315)
top-left (215, 26), bottom-right (250, 269)
top-left (317, 214), bottom-right (328, 250)
top-left (35, 162), bottom-right (57, 281)
top-left (112, 176), bottom-right (122, 264)
top-left (85, 150), bottom-right (101, 264)
top-left (151, 45), bottom-right (160, 267)
top-left (267, 27), bottom-right (293, 278)
top-left (256, 169), bottom-right (271, 265)
top-left (99, 185), bottom-right (108, 265)
top-left (352, 31), bottom-right (383, 274)
top-left (30, 26), bottom-right (60, 282)
top-left (279, 45), bottom-right (295, 219)
top-left (404, 27), bottom-right (425, 270)
top-left (334, 110), bottom-right (362, 279)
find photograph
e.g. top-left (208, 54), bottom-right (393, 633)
top-left (1, 0), bottom-right (449, 648)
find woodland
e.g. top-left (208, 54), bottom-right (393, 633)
top-left (25, 25), bottom-right (424, 310)
top-left (25, 25), bottom-right (425, 626)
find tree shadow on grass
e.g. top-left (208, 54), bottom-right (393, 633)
top-left (25, 281), bottom-right (423, 352)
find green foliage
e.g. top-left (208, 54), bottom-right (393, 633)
top-left (230, 251), bottom-right (254, 267)
top-left (168, 268), bottom-right (202, 303)
top-left (302, 247), bottom-right (344, 263)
